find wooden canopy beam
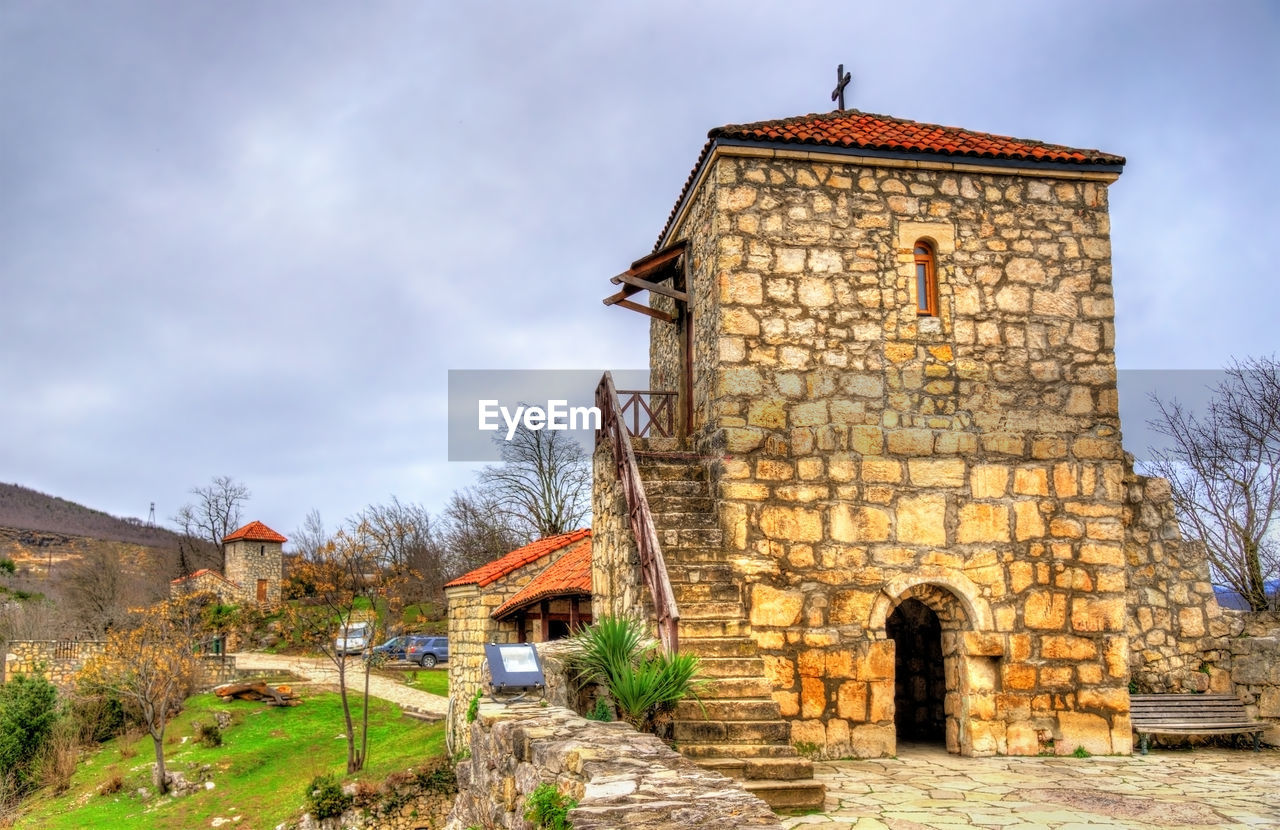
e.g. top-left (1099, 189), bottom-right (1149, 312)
top-left (602, 240), bottom-right (687, 322)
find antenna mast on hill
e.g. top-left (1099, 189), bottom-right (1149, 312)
top-left (147, 502), bottom-right (156, 527)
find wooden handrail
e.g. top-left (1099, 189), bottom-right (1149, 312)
top-left (596, 372), bottom-right (680, 654)
top-left (617, 389), bottom-right (677, 438)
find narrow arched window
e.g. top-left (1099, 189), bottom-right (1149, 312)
top-left (914, 240), bottom-right (938, 316)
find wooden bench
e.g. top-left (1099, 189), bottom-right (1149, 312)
top-left (1130, 694), bottom-right (1265, 755)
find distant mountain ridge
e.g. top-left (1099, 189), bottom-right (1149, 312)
top-left (0, 482), bottom-right (182, 548)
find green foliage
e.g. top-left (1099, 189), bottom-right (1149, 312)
top-left (0, 558), bottom-right (15, 574)
top-left (465, 687), bottom-right (483, 723)
top-left (411, 753), bottom-right (457, 794)
top-left (569, 616), bottom-right (702, 732)
top-left (1071, 745), bottom-right (1091, 758)
top-left (524, 781), bottom-right (577, 830)
top-left (0, 672), bottom-right (61, 790)
top-left (195, 723), bottom-right (222, 748)
top-left (306, 773), bottom-right (354, 820)
top-left (585, 698), bottom-right (613, 722)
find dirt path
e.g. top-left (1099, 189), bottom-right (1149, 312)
top-left (230, 652), bottom-right (448, 719)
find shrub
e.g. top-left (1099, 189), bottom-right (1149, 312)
top-left (413, 754), bottom-right (457, 795)
top-left (98, 774), bottom-right (124, 796)
top-left (465, 687), bottom-right (483, 723)
top-left (352, 777), bottom-right (381, 808)
top-left (306, 774), bottom-right (353, 820)
top-left (0, 672), bottom-right (61, 791)
top-left (195, 722), bottom-right (222, 748)
top-left (524, 782), bottom-right (577, 830)
top-left (569, 616), bottom-right (702, 733)
top-left (586, 698), bottom-right (612, 722)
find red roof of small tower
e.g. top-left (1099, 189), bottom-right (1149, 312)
top-left (492, 537), bottom-right (592, 620)
top-left (223, 520), bottom-right (288, 544)
top-left (444, 529), bottom-right (591, 589)
top-left (658, 109), bottom-right (1124, 249)
top-left (170, 568), bottom-right (237, 586)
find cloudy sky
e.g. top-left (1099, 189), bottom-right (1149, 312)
top-left (1, 1), bottom-right (1276, 542)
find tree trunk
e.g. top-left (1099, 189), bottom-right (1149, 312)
top-left (337, 654), bottom-right (359, 774)
top-left (152, 729), bottom-right (168, 794)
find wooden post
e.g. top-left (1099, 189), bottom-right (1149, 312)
top-left (539, 600), bottom-right (551, 642)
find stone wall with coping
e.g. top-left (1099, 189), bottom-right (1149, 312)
top-left (445, 701), bottom-right (782, 830)
top-left (590, 439), bottom-right (647, 623)
top-left (3, 639), bottom-right (105, 690)
top-left (645, 152), bottom-right (1132, 758)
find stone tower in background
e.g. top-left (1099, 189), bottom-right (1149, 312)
top-left (223, 520), bottom-right (286, 605)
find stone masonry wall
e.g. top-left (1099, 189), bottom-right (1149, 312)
top-left (652, 151), bottom-right (1132, 758)
top-left (1123, 469), bottom-right (1230, 693)
top-left (591, 439), bottom-right (648, 623)
top-left (445, 584), bottom-right (519, 748)
top-left (223, 538), bottom-right (282, 605)
top-left (3, 639), bottom-right (105, 690)
top-left (445, 702), bottom-right (782, 830)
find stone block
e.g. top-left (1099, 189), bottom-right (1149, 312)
top-left (963, 632), bottom-right (1005, 657)
top-left (829, 589), bottom-right (874, 626)
top-left (1178, 607), bottom-right (1206, 638)
top-left (1006, 721), bottom-right (1040, 756)
top-left (850, 425), bottom-right (885, 455)
top-left (831, 503), bottom-right (891, 543)
top-left (760, 505), bottom-right (824, 542)
top-left (1071, 597), bottom-right (1125, 633)
top-left (747, 399), bottom-right (786, 428)
top-left (837, 681), bottom-right (868, 721)
top-left (865, 640), bottom-right (895, 680)
top-left (773, 690), bottom-right (799, 718)
top-left (1013, 500), bottom-right (1045, 541)
top-left (971, 465), bottom-right (1009, 498)
top-left (1077, 686), bottom-right (1128, 713)
top-left (861, 458), bottom-right (902, 483)
top-left (849, 724), bottom-right (895, 758)
top-left (896, 494), bottom-right (947, 546)
top-left (801, 676), bottom-right (827, 718)
top-left (1041, 635), bottom-right (1098, 661)
top-left (957, 503), bottom-right (1011, 543)
top-left (887, 428), bottom-right (935, 456)
top-left (868, 679), bottom-right (894, 722)
top-left (750, 584), bottom-right (804, 627)
top-left (908, 458), bottom-right (966, 488)
top-left (1056, 711), bottom-right (1113, 756)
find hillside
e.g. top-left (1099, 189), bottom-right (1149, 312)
top-left (0, 483), bottom-right (183, 548)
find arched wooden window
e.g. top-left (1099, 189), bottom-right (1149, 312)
top-left (914, 240), bottom-right (938, 316)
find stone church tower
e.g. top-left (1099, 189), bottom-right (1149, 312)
top-left (223, 520), bottom-right (286, 605)
top-left (593, 107), bottom-right (1226, 779)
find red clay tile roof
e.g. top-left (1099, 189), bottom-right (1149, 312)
top-left (444, 529), bottom-right (591, 589)
top-left (657, 109), bottom-right (1124, 249)
top-left (492, 536), bottom-right (592, 620)
top-left (170, 568), bottom-right (237, 586)
top-left (223, 520), bottom-right (288, 544)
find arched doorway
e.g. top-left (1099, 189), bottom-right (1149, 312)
top-left (886, 598), bottom-right (946, 743)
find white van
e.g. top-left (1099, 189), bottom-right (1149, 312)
top-left (335, 621), bottom-right (372, 655)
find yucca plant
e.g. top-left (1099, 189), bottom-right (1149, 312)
top-left (569, 615), bottom-right (703, 734)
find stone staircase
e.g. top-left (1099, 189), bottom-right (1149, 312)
top-left (635, 448), bottom-right (826, 812)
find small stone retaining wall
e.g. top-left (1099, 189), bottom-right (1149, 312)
top-left (446, 702), bottom-right (782, 830)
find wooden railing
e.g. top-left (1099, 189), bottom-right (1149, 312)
top-left (616, 389), bottom-right (677, 438)
top-left (596, 372), bottom-right (680, 654)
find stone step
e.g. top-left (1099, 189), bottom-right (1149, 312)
top-left (679, 636), bottom-right (757, 658)
top-left (636, 462), bottom-right (704, 482)
top-left (675, 697), bottom-right (781, 721)
top-left (693, 676), bottom-right (773, 699)
top-left (652, 510), bottom-right (718, 530)
top-left (676, 601), bottom-right (746, 621)
top-left (671, 581), bottom-right (742, 604)
top-left (697, 656), bottom-right (764, 678)
top-left (646, 495), bottom-right (715, 513)
top-left (663, 547), bottom-right (732, 564)
top-left (678, 617), bottom-right (752, 639)
top-left (741, 779), bottom-right (827, 812)
top-left (673, 718), bottom-right (790, 744)
top-left (658, 527), bottom-right (723, 548)
top-left (639, 479), bottom-right (708, 497)
top-left (693, 756), bottom-right (815, 781)
top-left (667, 563), bottom-right (738, 583)
top-left (631, 438), bottom-right (685, 454)
top-left (678, 742), bottom-right (802, 760)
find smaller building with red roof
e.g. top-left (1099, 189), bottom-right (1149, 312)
top-left (171, 519), bottom-right (287, 606)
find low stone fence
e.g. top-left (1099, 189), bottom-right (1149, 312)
top-left (446, 702), bottom-right (782, 830)
top-left (3, 639), bottom-right (106, 689)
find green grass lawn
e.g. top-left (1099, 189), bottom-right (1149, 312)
top-left (401, 668), bottom-right (449, 697)
top-left (16, 688), bottom-right (446, 830)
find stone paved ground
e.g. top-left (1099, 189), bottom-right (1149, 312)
top-left (230, 652), bottom-right (448, 718)
top-left (782, 743), bottom-right (1280, 829)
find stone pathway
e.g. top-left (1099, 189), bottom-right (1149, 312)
top-left (782, 743), bottom-right (1280, 829)
top-left (229, 652), bottom-right (448, 718)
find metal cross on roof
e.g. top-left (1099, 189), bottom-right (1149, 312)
top-left (831, 64), bottom-right (852, 111)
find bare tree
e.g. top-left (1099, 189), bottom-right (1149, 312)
top-left (172, 476), bottom-right (250, 573)
top-left (291, 508), bottom-right (329, 560)
top-left (1147, 355), bottom-right (1280, 611)
top-left (60, 547), bottom-right (153, 635)
top-left (440, 487), bottom-right (528, 578)
top-left (478, 424), bottom-right (590, 539)
top-left (354, 498), bottom-right (447, 606)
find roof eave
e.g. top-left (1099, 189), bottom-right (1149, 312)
top-left (658, 137), bottom-right (1125, 251)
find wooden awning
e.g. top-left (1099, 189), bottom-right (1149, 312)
top-left (602, 241), bottom-right (687, 323)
